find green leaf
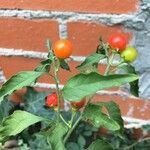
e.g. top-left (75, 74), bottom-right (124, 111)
top-left (87, 139), bottom-right (113, 150)
top-left (98, 101), bottom-right (124, 134)
top-left (35, 59), bottom-right (51, 72)
top-left (77, 134), bottom-right (86, 148)
top-left (96, 37), bottom-right (109, 56)
top-left (59, 59), bottom-right (70, 71)
top-left (62, 72), bottom-right (139, 101)
top-left (119, 64), bottom-right (139, 97)
top-left (83, 131), bottom-right (92, 137)
top-left (0, 71), bottom-right (44, 103)
top-left (83, 104), bottom-right (120, 131)
top-left (0, 99), bottom-right (14, 122)
top-left (76, 53), bottom-right (105, 73)
top-left (0, 111), bottom-right (45, 142)
top-left (66, 142), bottom-right (80, 150)
top-left (47, 123), bottom-right (68, 150)
top-left (28, 134), bottom-right (50, 150)
top-left (23, 87), bottom-right (56, 120)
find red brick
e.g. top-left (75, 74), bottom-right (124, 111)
top-left (0, 0), bottom-right (139, 14)
top-left (68, 21), bottom-right (132, 56)
top-left (93, 95), bottom-right (150, 120)
top-left (0, 17), bottom-right (59, 52)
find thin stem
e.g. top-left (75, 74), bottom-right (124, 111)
top-left (104, 52), bottom-right (115, 76)
top-left (63, 96), bottom-right (94, 144)
top-left (63, 115), bottom-right (82, 144)
top-left (69, 109), bottom-right (76, 128)
top-left (123, 137), bottom-right (150, 150)
top-left (53, 59), bottom-right (61, 120)
top-left (60, 114), bottom-right (70, 128)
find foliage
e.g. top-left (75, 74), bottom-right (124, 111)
top-left (0, 36), bottom-right (142, 150)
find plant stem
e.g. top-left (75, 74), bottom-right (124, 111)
top-left (63, 115), bottom-right (82, 144)
top-left (63, 96), bottom-right (94, 144)
top-left (123, 137), bottom-right (150, 150)
top-left (104, 52), bottom-right (115, 75)
top-left (60, 114), bottom-right (70, 128)
top-left (69, 109), bottom-right (76, 128)
top-left (53, 59), bottom-right (61, 120)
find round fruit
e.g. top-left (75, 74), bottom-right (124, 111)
top-left (46, 92), bottom-right (58, 107)
top-left (108, 33), bottom-right (127, 51)
top-left (121, 47), bottom-right (138, 62)
top-left (71, 99), bottom-right (86, 109)
top-left (53, 39), bottom-right (73, 59)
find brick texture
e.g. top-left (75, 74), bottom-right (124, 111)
top-left (0, 0), bottom-right (139, 14)
top-left (68, 21), bottom-right (132, 56)
top-left (0, 0), bottom-right (149, 123)
top-left (0, 17), bottom-right (59, 52)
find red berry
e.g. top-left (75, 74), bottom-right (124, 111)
top-left (108, 33), bottom-right (127, 51)
top-left (71, 99), bottom-right (86, 109)
top-left (46, 92), bottom-right (58, 108)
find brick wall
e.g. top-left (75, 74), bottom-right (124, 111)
top-left (0, 0), bottom-right (150, 128)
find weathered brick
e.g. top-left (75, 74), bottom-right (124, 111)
top-left (0, 17), bottom-right (59, 52)
top-left (0, 0), bottom-right (139, 14)
top-left (68, 21), bottom-right (132, 56)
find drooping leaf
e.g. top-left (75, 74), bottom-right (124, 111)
top-left (82, 103), bottom-right (120, 131)
top-left (77, 134), bottom-right (86, 149)
top-left (66, 142), bottom-right (80, 150)
top-left (0, 99), bottom-right (14, 122)
top-left (47, 123), bottom-right (68, 150)
top-left (62, 72), bottom-right (139, 101)
top-left (96, 37), bottom-right (109, 56)
top-left (97, 101), bottom-right (124, 134)
top-left (35, 59), bottom-right (51, 73)
top-left (0, 111), bottom-right (45, 142)
top-left (119, 64), bottom-right (139, 97)
top-left (59, 59), bottom-right (70, 71)
top-left (87, 139), bottom-right (113, 150)
top-left (0, 71), bottom-right (44, 103)
top-left (76, 53), bottom-right (105, 73)
top-left (23, 87), bottom-right (55, 120)
top-left (28, 134), bottom-right (50, 150)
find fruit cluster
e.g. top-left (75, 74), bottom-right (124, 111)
top-left (108, 33), bottom-right (138, 62)
top-left (46, 33), bottom-right (138, 109)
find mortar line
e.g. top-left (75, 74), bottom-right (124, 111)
top-left (0, 47), bottom-right (117, 64)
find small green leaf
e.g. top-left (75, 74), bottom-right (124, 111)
top-left (76, 53), bottom-right (105, 73)
top-left (97, 101), bottom-right (124, 134)
top-left (23, 87), bottom-right (55, 120)
top-left (47, 123), bottom-right (68, 150)
top-left (119, 64), bottom-right (139, 97)
top-left (0, 111), bottom-right (45, 142)
top-left (87, 139), bottom-right (113, 150)
top-left (59, 59), bottom-right (70, 71)
top-left (96, 37), bottom-right (109, 56)
top-left (0, 71), bottom-right (44, 103)
top-left (83, 104), bottom-right (120, 131)
top-left (83, 131), bottom-right (92, 137)
top-left (77, 135), bottom-right (86, 148)
top-left (35, 59), bottom-right (51, 72)
top-left (62, 72), bottom-right (139, 101)
top-left (66, 142), bottom-right (80, 150)
top-left (0, 99), bottom-right (14, 122)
